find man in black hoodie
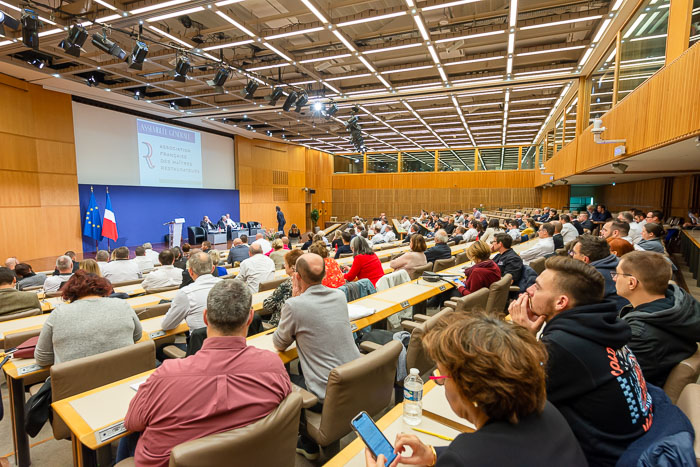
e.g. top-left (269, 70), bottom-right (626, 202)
top-left (509, 256), bottom-right (652, 467)
top-left (615, 251), bottom-right (700, 386)
top-left (490, 233), bottom-right (523, 283)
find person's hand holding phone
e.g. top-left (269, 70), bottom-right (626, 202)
top-left (452, 278), bottom-right (464, 288)
top-left (364, 449), bottom-right (400, 467)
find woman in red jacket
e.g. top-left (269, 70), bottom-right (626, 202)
top-left (342, 235), bottom-right (384, 286)
top-left (452, 240), bottom-right (501, 296)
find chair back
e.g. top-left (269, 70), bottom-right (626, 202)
top-left (453, 287), bottom-right (490, 313)
top-left (410, 262), bottom-right (433, 280)
top-left (485, 274), bottom-right (512, 315)
top-left (339, 252), bottom-right (353, 258)
top-left (22, 285), bottom-right (43, 291)
top-left (676, 384), bottom-right (700, 466)
top-left (51, 340), bottom-right (156, 440)
top-left (454, 252), bottom-right (467, 264)
top-left (404, 308), bottom-right (451, 380)
top-left (389, 252), bottom-right (404, 261)
top-left (313, 341), bottom-right (402, 446)
top-left (4, 328), bottom-right (42, 350)
top-left (144, 285), bottom-right (180, 294)
top-left (433, 257), bottom-right (456, 272)
top-left (111, 279), bottom-right (143, 287)
top-left (136, 302), bottom-right (172, 320)
top-left (258, 276), bottom-right (286, 292)
top-left (663, 345), bottom-right (700, 404)
top-left (529, 257), bottom-right (546, 275)
top-left (0, 307), bottom-right (41, 323)
top-left (44, 291), bottom-right (63, 298)
top-left (168, 392), bottom-right (302, 467)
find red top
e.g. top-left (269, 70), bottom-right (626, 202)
top-left (124, 336), bottom-right (291, 467)
top-left (323, 257), bottom-right (346, 288)
top-left (343, 253), bottom-right (384, 286)
top-left (457, 260), bottom-right (501, 296)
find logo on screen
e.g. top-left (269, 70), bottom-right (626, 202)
top-left (141, 141), bottom-right (155, 169)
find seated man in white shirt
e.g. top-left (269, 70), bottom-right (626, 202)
top-left (252, 233), bottom-right (272, 255)
top-left (382, 225), bottom-right (396, 243)
top-left (95, 250), bottom-right (110, 275)
top-left (102, 247), bottom-right (142, 283)
top-left (141, 249), bottom-right (183, 292)
top-left (370, 227), bottom-right (385, 245)
top-left (400, 216), bottom-right (411, 232)
top-left (600, 221), bottom-right (643, 251)
top-left (520, 222), bottom-right (555, 265)
top-left (43, 255), bottom-right (74, 292)
top-left (133, 246), bottom-right (155, 273)
top-left (237, 243), bottom-right (275, 294)
top-left (618, 212), bottom-right (642, 244)
top-left (142, 242), bottom-right (160, 265)
top-left (559, 214), bottom-right (580, 245)
top-left (161, 251), bottom-right (221, 331)
top-left (506, 219), bottom-right (522, 242)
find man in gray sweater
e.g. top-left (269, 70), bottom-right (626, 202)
top-left (273, 253), bottom-right (360, 460)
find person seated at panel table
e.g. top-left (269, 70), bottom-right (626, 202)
top-left (509, 257), bottom-right (653, 466)
top-left (35, 270), bottom-right (142, 366)
top-left (342, 236), bottom-right (384, 287)
top-left (273, 253), bottom-right (361, 460)
top-left (262, 249), bottom-right (304, 327)
top-left (365, 312), bottom-right (586, 467)
top-left (44, 255), bottom-right (75, 292)
top-left (142, 249), bottom-right (183, 292)
top-left (449, 241), bottom-right (501, 298)
top-left (200, 215), bottom-right (217, 231)
top-left (0, 267), bottom-right (41, 317)
top-left (308, 241), bottom-right (345, 288)
top-left (614, 251), bottom-right (700, 387)
top-left (390, 234), bottom-right (428, 279)
top-left (118, 280), bottom-right (291, 467)
top-left (102, 247), bottom-right (142, 283)
top-left (13, 263), bottom-right (47, 290)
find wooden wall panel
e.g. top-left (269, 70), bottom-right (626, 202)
top-left (596, 179), bottom-right (664, 212)
top-left (540, 185), bottom-right (571, 210)
top-left (0, 75), bottom-right (81, 262)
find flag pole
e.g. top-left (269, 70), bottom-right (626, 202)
top-left (91, 186), bottom-right (97, 253)
top-left (106, 186), bottom-right (110, 253)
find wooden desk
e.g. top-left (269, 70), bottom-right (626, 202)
top-left (392, 219), bottom-right (407, 239)
top-left (681, 230), bottom-right (700, 287)
top-left (322, 223), bottom-right (342, 237)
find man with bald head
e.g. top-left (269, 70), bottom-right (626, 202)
top-left (237, 242), bottom-right (275, 294)
top-left (273, 253), bottom-right (360, 460)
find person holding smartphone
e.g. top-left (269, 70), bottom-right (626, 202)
top-left (364, 312), bottom-right (586, 467)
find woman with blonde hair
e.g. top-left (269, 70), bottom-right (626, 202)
top-left (79, 259), bottom-right (102, 277)
top-left (269, 238), bottom-right (287, 270)
top-left (389, 234), bottom-right (427, 279)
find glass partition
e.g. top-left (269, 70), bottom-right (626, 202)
top-left (401, 151), bottom-right (435, 172)
top-left (521, 146), bottom-right (536, 169)
top-left (554, 113), bottom-right (564, 153)
top-left (438, 149), bottom-right (475, 171)
top-left (564, 96), bottom-right (578, 145)
top-left (690, 0), bottom-right (700, 47)
top-left (366, 152), bottom-right (398, 173)
top-left (334, 155), bottom-right (363, 173)
top-left (589, 43), bottom-right (616, 123)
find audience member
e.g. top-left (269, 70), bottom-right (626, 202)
top-left (559, 215), bottom-right (579, 245)
top-left (509, 257), bottom-right (652, 466)
top-left (330, 230), bottom-right (343, 250)
top-left (172, 247), bottom-right (186, 270)
top-left (638, 223), bottom-right (666, 253)
top-left (570, 234), bottom-right (628, 310)
top-left (308, 241), bottom-right (345, 288)
top-left (549, 209), bottom-right (560, 221)
top-left (4, 257), bottom-right (18, 271)
top-left (573, 212), bottom-right (594, 234)
top-left (262, 249), bottom-right (304, 327)
top-left (201, 241), bottom-right (212, 252)
top-left (618, 212), bottom-right (642, 244)
top-left (273, 253), bottom-right (361, 459)
top-left (615, 251), bottom-right (700, 386)
top-left (44, 255), bottom-right (75, 292)
top-left (133, 246), bottom-right (155, 273)
top-left (142, 242), bottom-right (160, 265)
top-left (237, 243), bottom-right (275, 294)
top-left (334, 231), bottom-right (353, 259)
top-left (252, 233), bottom-right (272, 254)
top-left (506, 219), bottom-right (521, 242)
top-left (465, 219), bottom-right (481, 242)
top-left (449, 225), bottom-right (467, 244)
top-left (390, 234), bottom-right (428, 278)
top-left (95, 250), bottom-right (110, 275)
top-left (520, 223), bottom-right (554, 265)
top-left (552, 222), bottom-right (564, 250)
top-left (491, 233), bottom-right (523, 284)
top-left (35, 270), bottom-right (141, 366)
top-left (607, 237), bottom-right (634, 257)
top-left (592, 204), bottom-right (613, 222)
top-left (370, 226), bottom-right (385, 245)
top-left (182, 243), bottom-right (191, 259)
top-left (288, 224), bottom-right (301, 243)
top-left (301, 232), bottom-right (314, 250)
top-left (13, 263), bottom-right (47, 290)
top-left (383, 224), bottom-right (397, 242)
top-left (400, 216), bottom-right (411, 231)
top-left (633, 210), bottom-right (646, 226)
top-left (226, 238), bottom-right (250, 265)
top-left (0, 267), bottom-right (41, 316)
top-left (268, 238), bottom-right (287, 270)
top-left (370, 313), bottom-right (586, 467)
top-left (343, 236), bottom-right (384, 286)
top-left (646, 210), bottom-right (663, 225)
top-left (102, 247), bottom-right (141, 283)
top-left (586, 204), bottom-right (596, 220)
top-left (52, 250), bottom-right (80, 276)
top-left (79, 259), bottom-right (101, 276)
top-left (520, 218), bottom-right (537, 237)
top-left (142, 249), bottom-right (183, 291)
top-left (424, 229), bottom-right (451, 264)
top-left (210, 250), bottom-right (227, 276)
top-left (480, 219), bottom-right (504, 244)
top-left (162, 252), bottom-right (221, 331)
top-left (401, 223), bottom-right (421, 244)
top-left (451, 241), bottom-right (501, 297)
top-left (121, 280), bottom-right (291, 466)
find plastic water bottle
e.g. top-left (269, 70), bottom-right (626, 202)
top-left (403, 368), bottom-right (423, 425)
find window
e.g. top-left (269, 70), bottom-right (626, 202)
top-left (521, 146), bottom-right (536, 169)
top-left (477, 147), bottom-right (519, 170)
top-left (564, 97), bottom-right (578, 145)
top-left (334, 155), bottom-right (363, 173)
top-left (589, 44), bottom-right (616, 123)
top-left (366, 152), bottom-right (398, 173)
top-left (618, 0), bottom-right (670, 98)
top-left (691, 0), bottom-right (700, 47)
top-left (401, 151), bottom-right (435, 172)
top-left (554, 113), bottom-right (564, 153)
top-left (437, 149), bottom-right (475, 171)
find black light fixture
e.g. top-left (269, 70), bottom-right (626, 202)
top-left (326, 101), bottom-right (338, 117)
top-left (92, 32), bottom-right (126, 60)
top-left (21, 9), bottom-right (40, 50)
top-left (282, 90), bottom-right (298, 111)
top-left (207, 66), bottom-right (230, 93)
top-left (60, 24), bottom-right (88, 57)
top-left (0, 11), bottom-right (20, 36)
top-left (267, 87), bottom-right (284, 105)
top-left (133, 89), bottom-right (142, 100)
top-left (169, 101), bottom-right (179, 110)
top-left (241, 79), bottom-right (258, 98)
top-left (85, 75), bottom-right (98, 87)
top-left (127, 40), bottom-right (148, 70)
top-left (172, 55), bottom-right (190, 82)
top-left (294, 92), bottom-right (308, 113)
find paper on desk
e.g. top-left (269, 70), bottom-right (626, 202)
top-left (347, 304), bottom-right (376, 320)
top-left (130, 382), bottom-right (143, 392)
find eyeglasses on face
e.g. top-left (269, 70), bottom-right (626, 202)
top-left (429, 369), bottom-right (451, 386)
top-left (610, 272), bottom-right (635, 280)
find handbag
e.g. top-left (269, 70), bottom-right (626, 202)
top-left (25, 377), bottom-right (52, 437)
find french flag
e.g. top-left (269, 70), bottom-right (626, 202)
top-left (102, 191), bottom-right (118, 241)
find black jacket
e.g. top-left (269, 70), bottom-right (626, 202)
top-left (276, 210), bottom-right (286, 229)
top-left (200, 220), bottom-right (216, 230)
top-left (334, 244), bottom-right (352, 259)
top-left (552, 233), bottom-right (564, 250)
top-left (571, 220), bottom-right (584, 235)
top-left (590, 254), bottom-right (629, 311)
top-left (543, 300), bottom-right (653, 466)
top-left (424, 242), bottom-right (451, 264)
top-left (619, 284), bottom-right (700, 386)
top-left (492, 248), bottom-right (523, 283)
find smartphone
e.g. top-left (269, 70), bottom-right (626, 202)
top-left (351, 411), bottom-right (398, 465)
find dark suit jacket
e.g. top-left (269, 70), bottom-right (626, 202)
top-left (0, 288), bottom-right (41, 316)
top-left (425, 242), bottom-right (452, 264)
top-left (200, 221), bottom-right (216, 230)
top-left (53, 261), bottom-right (79, 276)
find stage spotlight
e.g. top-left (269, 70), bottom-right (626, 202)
top-left (60, 25), bottom-right (88, 57)
top-left (0, 11), bottom-right (20, 36)
top-left (294, 92), bottom-right (308, 113)
top-left (133, 89), bottom-right (143, 100)
top-left (267, 87), bottom-right (284, 105)
top-left (127, 41), bottom-right (148, 70)
top-left (21, 9), bottom-right (40, 50)
top-left (85, 75), bottom-right (98, 87)
top-left (326, 101), bottom-right (338, 117)
top-left (311, 101), bottom-right (324, 114)
top-left (27, 57), bottom-right (45, 69)
top-left (207, 66), bottom-right (230, 93)
top-left (169, 101), bottom-right (179, 110)
top-left (241, 79), bottom-right (258, 98)
top-left (282, 91), bottom-right (298, 111)
top-left (172, 55), bottom-right (190, 82)
top-left (92, 33), bottom-right (127, 60)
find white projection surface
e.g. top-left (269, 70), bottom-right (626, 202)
top-left (136, 119), bottom-right (202, 188)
